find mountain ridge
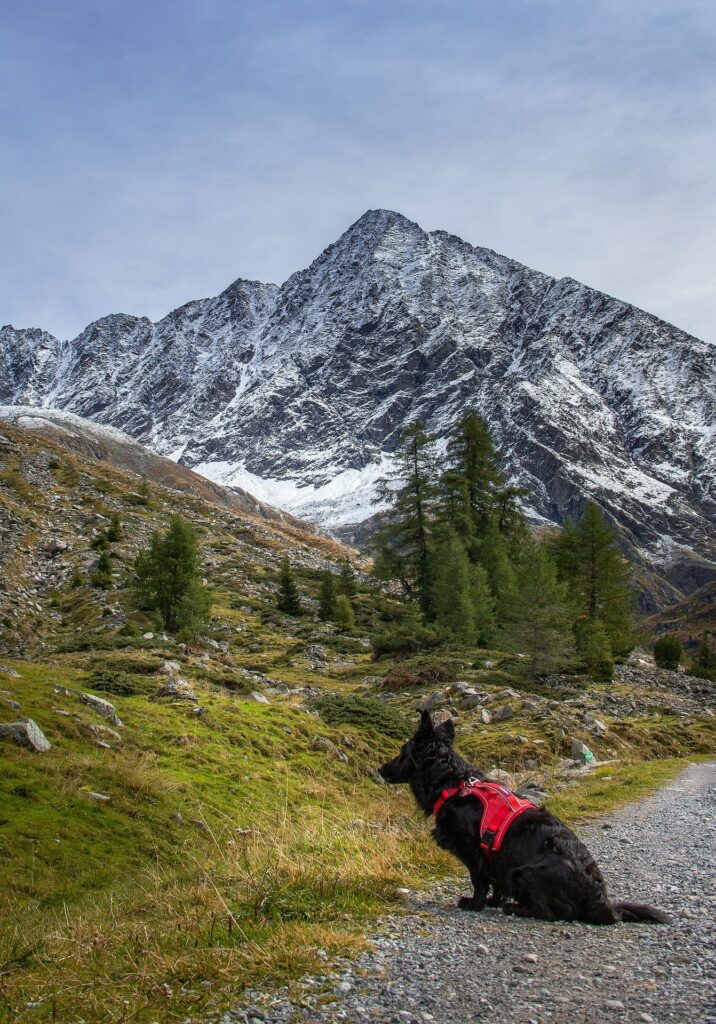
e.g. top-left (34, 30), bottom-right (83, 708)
top-left (2, 209), bottom-right (715, 608)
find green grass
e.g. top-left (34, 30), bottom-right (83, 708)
top-left (545, 757), bottom-right (701, 821)
top-left (1, 426), bottom-right (714, 1023)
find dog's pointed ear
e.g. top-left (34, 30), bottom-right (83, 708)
top-left (417, 709), bottom-right (433, 734)
top-left (434, 716), bottom-right (455, 743)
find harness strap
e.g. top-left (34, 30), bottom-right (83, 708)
top-left (432, 778), bottom-right (535, 858)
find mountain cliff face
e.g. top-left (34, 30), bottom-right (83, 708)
top-left (2, 209), bottom-right (715, 606)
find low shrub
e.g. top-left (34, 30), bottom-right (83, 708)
top-left (382, 656), bottom-right (456, 692)
top-left (86, 669), bottom-right (154, 697)
top-left (312, 694), bottom-right (412, 740)
top-left (370, 622), bottom-right (441, 659)
top-left (654, 635), bottom-right (682, 671)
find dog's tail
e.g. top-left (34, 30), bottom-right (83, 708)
top-left (611, 900), bottom-right (671, 924)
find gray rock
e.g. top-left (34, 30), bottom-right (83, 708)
top-left (462, 695), bottom-right (484, 710)
top-left (78, 691), bottom-right (123, 726)
top-left (492, 704), bottom-right (515, 722)
top-left (417, 691), bottom-right (447, 712)
top-left (571, 737), bottom-right (596, 764)
top-left (0, 718), bottom-right (51, 752)
top-left (312, 736), bottom-right (349, 762)
top-left (247, 691), bottom-right (270, 704)
top-left (88, 791), bottom-right (111, 802)
top-left (152, 679), bottom-right (198, 703)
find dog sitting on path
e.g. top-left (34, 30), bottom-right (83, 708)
top-left (379, 711), bottom-right (670, 925)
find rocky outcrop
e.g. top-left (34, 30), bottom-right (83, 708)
top-left (0, 718), bottom-right (51, 751)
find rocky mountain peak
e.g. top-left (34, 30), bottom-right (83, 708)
top-left (1, 211), bottom-right (714, 607)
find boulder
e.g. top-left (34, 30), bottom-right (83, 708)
top-left (78, 692), bottom-right (123, 726)
top-left (312, 736), bottom-right (349, 762)
top-left (152, 679), bottom-right (198, 703)
top-left (462, 695), bottom-right (484, 710)
top-left (480, 708), bottom-right (493, 725)
top-left (571, 738), bottom-right (596, 765)
top-left (0, 718), bottom-right (51, 752)
top-left (492, 704), bottom-right (515, 723)
top-left (417, 691), bottom-right (447, 712)
top-left (247, 691), bottom-right (270, 704)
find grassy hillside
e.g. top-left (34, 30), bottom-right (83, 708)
top-left (1, 420), bottom-right (714, 1023)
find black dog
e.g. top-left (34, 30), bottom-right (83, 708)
top-left (380, 711), bottom-right (670, 924)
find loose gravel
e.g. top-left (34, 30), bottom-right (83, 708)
top-left (226, 762), bottom-right (716, 1024)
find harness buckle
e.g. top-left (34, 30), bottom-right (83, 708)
top-left (481, 828), bottom-right (497, 849)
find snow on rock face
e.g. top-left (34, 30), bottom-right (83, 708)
top-left (2, 209), bottom-right (715, 595)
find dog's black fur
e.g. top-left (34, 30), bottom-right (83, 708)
top-left (380, 712), bottom-right (670, 925)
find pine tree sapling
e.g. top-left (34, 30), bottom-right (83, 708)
top-left (337, 560), bottom-right (358, 597)
top-left (318, 570), bottom-right (336, 621)
top-left (694, 633), bottom-right (716, 679)
top-left (653, 635), bottom-right (682, 671)
top-left (134, 515), bottom-right (210, 633)
top-left (334, 594), bottom-right (355, 631)
top-left (107, 512), bottom-right (122, 542)
top-left (277, 557), bottom-right (302, 616)
top-left (93, 550), bottom-right (113, 589)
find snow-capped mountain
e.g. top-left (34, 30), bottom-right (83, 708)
top-left (2, 209), bottom-right (715, 605)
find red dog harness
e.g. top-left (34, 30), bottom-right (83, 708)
top-left (432, 778), bottom-right (535, 858)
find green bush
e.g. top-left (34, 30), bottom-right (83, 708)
top-left (654, 635), bottom-right (682, 670)
top-left (382, 656), bottom-right (456, 691)
top-left (86, 669), bottom-right (153, 697)
top-left (334, 595), bottom-right (355, 631)
top-left (370, 622), bottom-right (441, 659)
top-left (312, 694), bottom-right (412, 740)
top-left (90, 654), bottom-right (164, 676)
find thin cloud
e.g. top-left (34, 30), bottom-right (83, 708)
top-left (1, 0), bottom-right (713, 342)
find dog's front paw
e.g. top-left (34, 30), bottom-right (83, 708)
top-left (458, 895), bottom-right (485, 911)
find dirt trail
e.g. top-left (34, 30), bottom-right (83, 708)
top-left (231, 761), bottom-right (716, 1024)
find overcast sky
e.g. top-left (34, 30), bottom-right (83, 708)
top-left (1, 0), bottom-right (714, 343)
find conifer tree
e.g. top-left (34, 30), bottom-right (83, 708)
top-left (653, 635), bottom-right (681, 670)
top-left (337, 560), bottom-right (358, 597)
top-left (583, 619), bottom-right (614, 682)
top-left (445, 411), bottom-right (504, 540)
top-left (470, 563), bottom-right (496, 646)
top-left (373, 421), bottom-right (437, 614)
top-left (334, 595), bottom-right (355, 631)
top-left (277, 557), bottom-right (302, 615)
top-left (695, 633), bottom-right (716, 677)
top-left (554, 502), bottom-right (634, 658)
top-left (430, 531), bottom-right (477, 645)
top-left (107, 512), bottom-right (122, 543)
top-left (477, 517), bottom-right (516, 620)
top-left (318, 570), bottom-right (336, 621)
top-left (93, 550), bottom-right (113, 588)
top-left (435, 469), bottom-right (474, 551)
top-left (493, 484), bottom-right (530, 549)
top-left (501, 541), bottom-right (573, 677)
top-left (134, 515), bottom-right (210, 633)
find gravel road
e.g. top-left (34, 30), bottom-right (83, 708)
top-left (228, 762), bottom-right (716, 1024)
